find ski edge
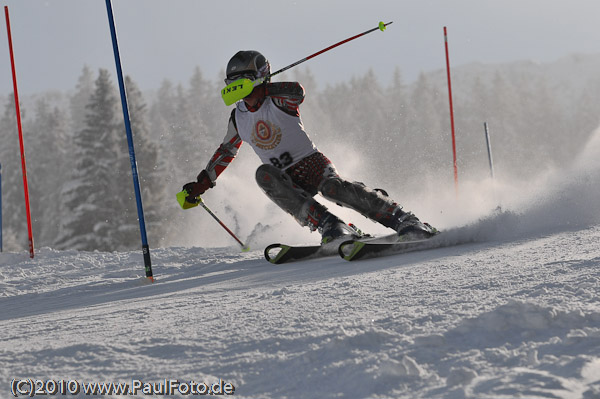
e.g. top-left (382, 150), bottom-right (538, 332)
top-left (338, 235), bottom-right (438, 261)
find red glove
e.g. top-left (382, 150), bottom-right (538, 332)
top-left (182, 170), bottom-right (214, 203)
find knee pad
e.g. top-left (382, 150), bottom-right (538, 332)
top-left (256, 164), bottom-right (308, 204)
top-left (255, 164), bottom-right (286, 191)
top-left (255, 164), bottom-right (326, 228)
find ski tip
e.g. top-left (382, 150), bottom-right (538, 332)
top-left (338, 240), bottom-right (366, 261)
top-left (264, 244), bottom-right (290, 264)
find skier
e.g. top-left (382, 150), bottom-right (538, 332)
top-left (182, 50), bottom-right (436, 244)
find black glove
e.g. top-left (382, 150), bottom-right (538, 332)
top-left (182, 170), bottom-right (214, 203)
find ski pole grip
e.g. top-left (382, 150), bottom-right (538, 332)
top-left (176, 190), bottom-right (200, 209)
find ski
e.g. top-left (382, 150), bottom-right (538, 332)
top-left (338, 233), bottom-right (441, 261)
top-left (264, 243), bottom-right (337, 264)
top-left (264, 223), bottom-right (371, 264)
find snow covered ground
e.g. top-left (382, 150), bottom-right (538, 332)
top-left (1, 131), bottom-right (600, 398)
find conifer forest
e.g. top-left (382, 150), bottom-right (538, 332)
top-left (1, 54), bottom-right (599, 252)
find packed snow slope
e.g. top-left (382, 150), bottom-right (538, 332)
top-left (1, 131), bottom-right (600, 398)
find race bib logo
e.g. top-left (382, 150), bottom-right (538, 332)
top-left (253, 120), bottom-right (282, 150)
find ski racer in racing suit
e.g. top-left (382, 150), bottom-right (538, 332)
top-left (182, 50), bottom-right (436, 243)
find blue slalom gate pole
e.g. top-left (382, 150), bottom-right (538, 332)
top-left (105, 0), bottom-right (153, 281)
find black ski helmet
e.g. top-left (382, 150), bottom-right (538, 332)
top-left (225, 50), bottom-right (270, 84)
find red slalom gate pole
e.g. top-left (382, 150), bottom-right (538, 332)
top-left (4, 6), bottom-right (34, 258)
top-left (444, 26), bottom-right (458, 195)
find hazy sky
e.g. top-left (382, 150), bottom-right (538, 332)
top-left (1, 0), bottom-right (599, 95)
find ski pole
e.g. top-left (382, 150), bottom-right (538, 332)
top-left (176, 190), bottom-right (249, 250)
top-left (221, 21), bottom-right (393, 105)
top-left (268, 21), bottom-right (393, 81)
top-left (197, 196), bottom-right (250, 252)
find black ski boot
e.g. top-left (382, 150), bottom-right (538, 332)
top-left (392, 211), bottom-right (437, 240)
top-left (319, 212), bottom-right (361, 245)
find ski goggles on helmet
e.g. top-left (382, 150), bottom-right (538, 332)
top-left (224, 72), bottom-right (257, 85)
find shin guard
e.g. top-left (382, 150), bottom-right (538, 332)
top-left (319, 177), bottom-right (403, 228)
